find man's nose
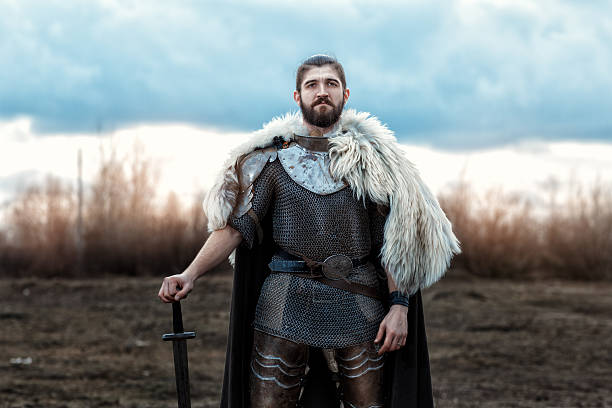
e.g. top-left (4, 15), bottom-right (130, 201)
top-left (316, 84), bottom-right (329, 97)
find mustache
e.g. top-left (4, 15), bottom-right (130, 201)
top-left (312, 97), bottom-right (334, 108)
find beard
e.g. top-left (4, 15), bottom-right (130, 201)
top-left (300, 96), bottom-right (344, 129)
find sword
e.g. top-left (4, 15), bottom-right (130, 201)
top-left (162, 301), bottom-right (196, 408)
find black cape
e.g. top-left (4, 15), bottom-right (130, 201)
top-left (219, 214), bottom-right (434, 408)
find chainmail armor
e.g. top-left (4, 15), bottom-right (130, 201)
top-left (229, 156), bottom-right (388, 348)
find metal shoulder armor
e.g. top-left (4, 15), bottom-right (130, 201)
top-left (233, 146), bottom-right (278, 218)
top-left (277, 142), bottom-right (346, 195)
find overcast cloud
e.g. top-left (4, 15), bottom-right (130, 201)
top-left (1, 0), bottom-right (611, 149)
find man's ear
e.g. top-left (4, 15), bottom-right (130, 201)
top-left (293, 90), bottom-right (301, 106)
top-left (344, 88), bottom-right (350, 103)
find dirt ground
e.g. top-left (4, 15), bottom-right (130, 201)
top-left (1, 269), bottom-right (611, 408)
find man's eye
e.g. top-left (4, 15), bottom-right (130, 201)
top-left (328, 82), bottom-right (338, 87)
top-left (307, 83), bottom-right (316, 88)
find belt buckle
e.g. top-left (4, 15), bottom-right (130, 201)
top-left (321, 254), bottom-right (352, 280)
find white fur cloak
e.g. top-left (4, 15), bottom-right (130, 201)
top-left (204, 109), bottom-right (461, 295)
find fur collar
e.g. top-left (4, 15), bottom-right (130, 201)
top-left (205, 109), bottom-right (460, 295)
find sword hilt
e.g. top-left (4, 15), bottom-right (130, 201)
top-left (162, 301), bottom-right (196, 341)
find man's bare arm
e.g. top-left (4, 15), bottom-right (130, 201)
top-left (158, 225), bottom-right (243, 303)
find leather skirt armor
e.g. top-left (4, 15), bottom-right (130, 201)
top-left (250, 330), bottom-right (385, 408)
top-left (249, 330), bottom-right (308, 408)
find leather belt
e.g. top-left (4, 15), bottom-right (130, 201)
top-left (268, 249), bottom-right (382, 301)
top-left (272, 248), bottom-right (369, 271)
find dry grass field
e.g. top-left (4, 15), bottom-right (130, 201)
top-left (1, 269), bottom-right (611, 408)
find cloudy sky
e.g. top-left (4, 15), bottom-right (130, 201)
top-left (1, 0), bottom-right (611, 207)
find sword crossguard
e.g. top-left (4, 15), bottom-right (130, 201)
top-left (162, 332), bottom-right (196, 341)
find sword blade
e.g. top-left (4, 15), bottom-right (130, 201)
top-left (172, 338), bottom-right (191, 408)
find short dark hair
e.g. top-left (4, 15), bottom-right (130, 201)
top-left (296, 54), bottom-right (346, 92)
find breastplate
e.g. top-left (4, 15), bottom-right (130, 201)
top-left (277, 142), bottom-right (346, 195)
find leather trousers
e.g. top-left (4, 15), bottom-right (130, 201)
top-left (249, 330), bottom-right (385, 408)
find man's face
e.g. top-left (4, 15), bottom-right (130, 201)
top-left (293, 65), bottom-right (350, 129)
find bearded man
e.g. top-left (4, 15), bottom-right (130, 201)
top-left (159, 54), bottom-right (460, 408)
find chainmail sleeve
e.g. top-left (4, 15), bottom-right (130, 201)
top-left (228, 161), bottom-right (276, 249)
